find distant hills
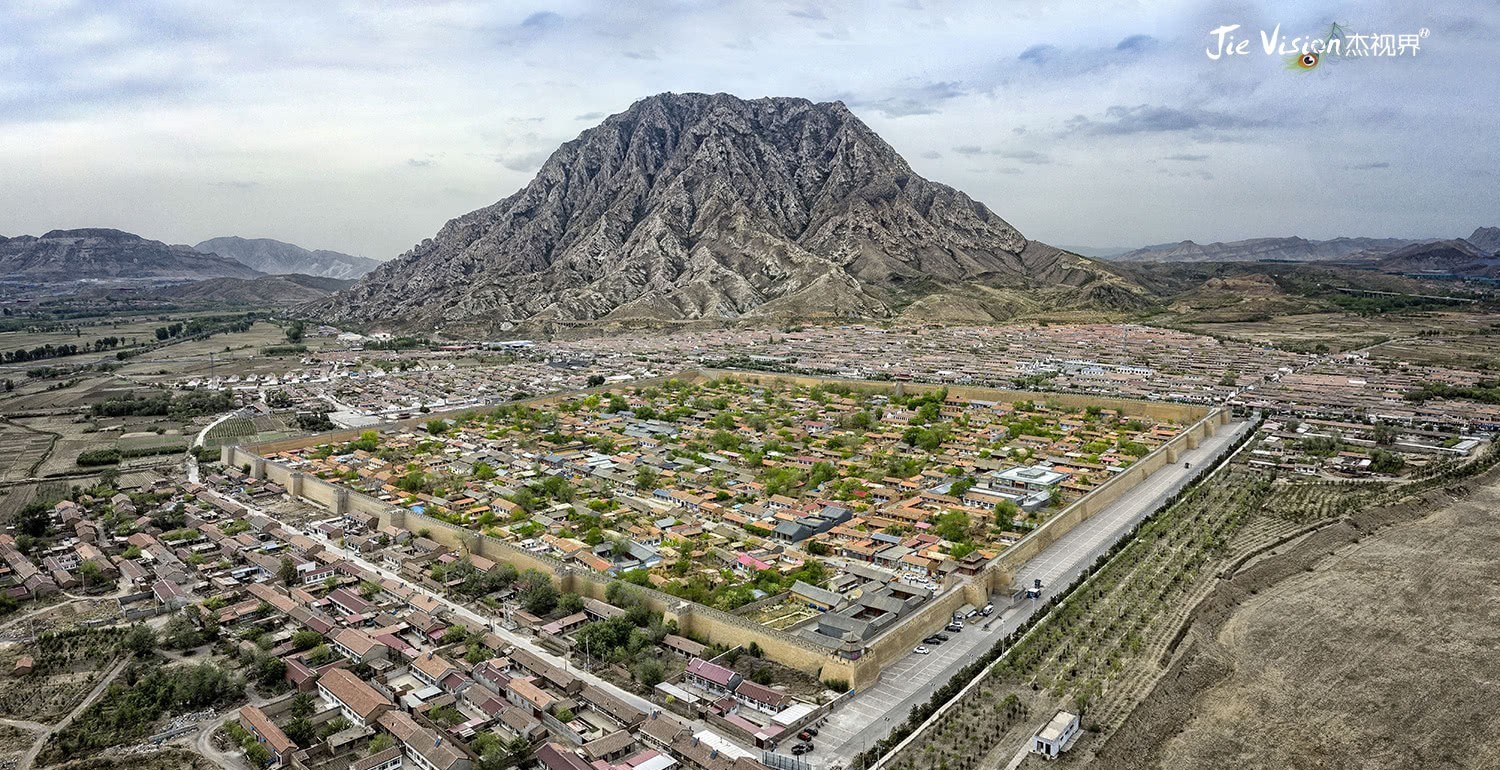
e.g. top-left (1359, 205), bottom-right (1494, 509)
top-left (156, 273), bottom-right (354, 306)
top-left (1103, 227), bottom-right (1500, 283)
top-left (1106, 236), bottom-right (1424, 263)
top-left (0, 228), bottom-right (262, 282)
top-left (194, 236), bottom-right (381, 279)
top-left (313, 92), bottom-right (1145, 331)
top-left (1376, 235), bottom-right (1500, 278)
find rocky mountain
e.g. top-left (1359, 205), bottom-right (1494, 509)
top-left (0, 228), bottom-right (262, 282)
top-left (314, 92), bottom-right (1142, 331)
top-left (194, 236), bottom-right (381, 279)
top-left (1375, 239), bottom-right (1500, 278)
top-left (156, 274), bottom-right (353, 306)
top-left (1466, 227), bottom-right (1500, 255)
top-left (1108, 236), bottom-right (1421, 263)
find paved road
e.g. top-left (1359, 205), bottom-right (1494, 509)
top-left (808, 420), bottom-right (1253, 768)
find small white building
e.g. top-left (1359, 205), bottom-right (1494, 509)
top-left (1032, 711), bottom-right (1080, 760)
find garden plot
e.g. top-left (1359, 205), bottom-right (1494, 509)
top-left (0, 626), bottom-right (130, 723)
top-left (745, 598), bottom-right (819, 630)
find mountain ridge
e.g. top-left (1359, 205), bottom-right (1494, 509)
top-left (1107, 236), bottom-right (1424, 263)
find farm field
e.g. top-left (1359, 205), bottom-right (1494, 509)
top-left (0, 421), bottom-right (55, 480)
top-left (0, 316), bottom-right (171, 354)
top-left (1368, 333), bottom-right (1500, 370)
top-left (0, 375), bottom-right (138, 413)
top-left (201, 412), bottom-right (295, 450)
top-left (111, 321), bottom-right (341, 384)
top-left (12, 415), bottom-right (176, 476)
top-left (1178, 311), bottom-right (1499, 353)
top-left (1139, 476), bottom-right (1500, 770)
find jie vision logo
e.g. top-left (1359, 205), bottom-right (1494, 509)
top-left (1206, 23), bottom-right (1429, 72)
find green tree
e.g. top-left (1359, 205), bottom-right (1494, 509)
top-left (291, 630), bottom-right (323, 651)
top-left (278, 556), bottom-right (297, 587)
top-left (517, 569), bottom-right (559, 615)
top-left (124, 624), bottom-right (157, 657)
top-left (254, 655), bottom-right (286, 688)
top-left (78, 560), bottom-right (105, 588)
top-left (162, 611), bottom-right (204, 650)
top-left (290, 693), bottom-right (315, 719)
top-left (634, 658), bottom-right (665, 687)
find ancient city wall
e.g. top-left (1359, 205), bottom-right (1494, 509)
top-left (228, 370), bottom-right (1222, 691)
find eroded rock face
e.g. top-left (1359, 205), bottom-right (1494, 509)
top-left (316, 92), bottom-right (1130, 329)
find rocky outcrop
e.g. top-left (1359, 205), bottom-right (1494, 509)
top-left (314, 92), bottom-right (1139, 330)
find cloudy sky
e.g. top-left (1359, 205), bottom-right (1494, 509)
top-left (2, 0), bottom-right (1493, 259)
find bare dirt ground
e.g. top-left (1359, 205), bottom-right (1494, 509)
top-left (48, 747), bottom-right (214, 770)
top-left (1178, 310), bottom-right (1497, 353)
top-left (1089, 471), bottom-right (1500, 770)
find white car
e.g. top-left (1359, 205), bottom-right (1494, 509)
top-left (913, 645), bottom-right (931, 655)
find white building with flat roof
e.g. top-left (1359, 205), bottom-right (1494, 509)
top-left (1032, 711), bottom-right (1080, 760)
top-left (995, 464), bottom-right (1069, 491)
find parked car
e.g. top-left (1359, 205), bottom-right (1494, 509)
top-left (946, 622), bottom-right (963, 632)
top-left (799, 731), bottom-right (815, 741)
top-left (933, 632), bottom-right (950, 642)
top-left (806, 727), bottom-right (818, 737)
top-left (791, 744), bottom-right (810, 755)
top-left (913, 645), bottom-right (931, 654)
top-left (981, 603), bottom-right (994, 616)
top-left (923, 635), bottom-right (944, 645)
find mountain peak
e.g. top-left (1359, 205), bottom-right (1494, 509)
top-left (315, 92), bottom-right (1134, 330)
top-left (1467, 226), bottom-right (1500, 255)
